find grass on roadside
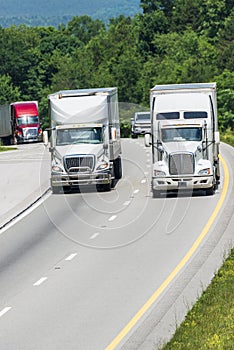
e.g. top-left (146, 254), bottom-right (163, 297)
top-left (0, 146), bottom-right (17, 152)
top-left (161, 248), bottom-right (234, 350)
top-left (220, 129), bottom-right (234, 148)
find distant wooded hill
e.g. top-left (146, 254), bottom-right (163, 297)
top-left (0, 0), bottom-right (141, 27)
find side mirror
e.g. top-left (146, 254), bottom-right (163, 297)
top-left (144, 133), bottom-right (151, 147)
top-left (215, 131), bottom-right (220, 145)
top-left (197, 144), bottom-right (202, 152)
top-left (158, 145), bottom-right (164, 153)
top-left (43, 130), bottom-right (49, 146)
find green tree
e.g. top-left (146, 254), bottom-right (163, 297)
top-left (0, 25), bottom-right (40, 97)
top-left (0, 74), bottom-right (21, 104)
top-left (67, 15), bottom-right (105, 45)
top-left (216, 9), bottom-right (234, 71)
top-left (215, 70), bottom-right (234, 131)
top-left (170, 0), bottom-right (203, 33)
top-left (137, 11), bottom-right (169, 56)
top-left (199, 0), bottom-right (227, 38)
top-left (138, 30), bottom-right (218, 104)
top-left (140, 0), bottom-right (174, 17)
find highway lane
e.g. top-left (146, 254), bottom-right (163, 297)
top-left (0, 139), bottom-right (233, 350)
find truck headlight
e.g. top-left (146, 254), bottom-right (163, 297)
top-left (154, 170), bottom-right (166, 177)
top-left (52, 165), bottom-right (64, 173)
top-left (96, 161), bottom-right (109, 171)
top-left (198, 168), bottom-right (211, 175)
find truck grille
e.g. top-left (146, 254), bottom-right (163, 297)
top-left (64, 155), bottom-right (95, 173)
top-left (23, 127), bottom-right (38, 139)
top-left (169, 153), bottom-right (194, 175)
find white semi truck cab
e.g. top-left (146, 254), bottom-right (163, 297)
top-left (145, 83), bottom-right (220, 197)
top-left (45, 88), bottom-right (122, 193)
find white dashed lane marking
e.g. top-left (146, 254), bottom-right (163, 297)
top-left (33, 277), bottom-right (48, 286)
top-left (0, 307), bottom-right (12, 317)
top-left (65, 253), bottom-right (77, 261)
top-left (90, 232), bottom-right (100, 240)
top-left (108, 215), bottom-right (117, 222)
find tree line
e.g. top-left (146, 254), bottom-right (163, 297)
top-left (0, 0), bottom-right (233, 134)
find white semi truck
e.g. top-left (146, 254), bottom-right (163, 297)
top-left (45, 87), bottom-right (122, 193)
top-left (145, 83), bottom-right (220, 197)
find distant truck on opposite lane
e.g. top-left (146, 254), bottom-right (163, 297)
top-left (0, 101), bottom-right (42, 144)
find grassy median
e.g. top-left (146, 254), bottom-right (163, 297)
top-left (0, 146), bottom-right (17, 152)
top-left (161, 248), bottom-right (234, 350)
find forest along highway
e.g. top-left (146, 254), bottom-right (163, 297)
top-left (0, 139), bottom-right (233, 350)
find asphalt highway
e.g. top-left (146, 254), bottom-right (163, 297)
top-left (0, 140), bottom-right (233, 350)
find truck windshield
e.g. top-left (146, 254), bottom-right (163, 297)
top-left (17, 116), bottom-right (39, 125)
top-left (56, 127), bottom-right (103, 146)
top-left (161, 127), bottom-right (202, 142)
top-left (136, 113), bottom-right (150, 121)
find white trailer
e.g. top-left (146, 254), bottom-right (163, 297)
top-left (45, 87), bottom-right (122, 193)
top-left (145, 83), bottom-right (220, 197)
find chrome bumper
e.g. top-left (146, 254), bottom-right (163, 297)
top-left (51, 171), bottom-right (111, 187)
top-left (152, 175), bottom-right (214, 191)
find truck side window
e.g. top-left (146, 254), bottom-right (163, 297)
top-left (184, 111), bottom-right (207, 119)
top-left (156, 112), bottom-right (179, 120)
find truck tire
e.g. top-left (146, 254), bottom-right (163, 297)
top-left (205, 186), bottom-right (214, 196)
top-left (215, 162), bottom-right (220, 182)
top-left (152, 189), bottom-right (161, 198)
top-left (52, 186), bottom-right (62, 194)
top-left (132, 133), bottom-right (138, 139)
top-left (97, 183), bottom-right (111, 192)
top-left (114, 156), bottom-right (122, 180)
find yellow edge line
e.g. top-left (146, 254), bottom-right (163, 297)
top-left (106, 154), bottom-right (229, 350)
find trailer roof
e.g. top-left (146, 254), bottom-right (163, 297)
top-left (151, 82), bottom-right (216, 92)
top-left (49, 87), bottom-right (117, 99)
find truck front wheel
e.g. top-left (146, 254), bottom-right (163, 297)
top-left (205, 186), bottom-right (214, 196)
top-left (114, 157), bottom-right (122, 180)
top-left (152, 189), bottom-right (161, 198)
top-left (52, 186), bottom-right (62, 194)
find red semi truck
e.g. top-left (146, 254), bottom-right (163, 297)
top-left (0, 101), bottom-right (42, 145)
top-left (11, 101), bottom-right (42, 143)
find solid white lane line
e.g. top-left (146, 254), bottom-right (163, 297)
top-left (65, 253), bottom-right (77, 261)
top-left (90, 232), bottom-right (100, 240)
top-left (123, 201), bottom-right (131, 206)
top-left (33, 277), bottom-right (48, 286)
top-left (109, 215), bottom-right (117, 222)
top-left (0, 307), bottom-right (12, 317)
